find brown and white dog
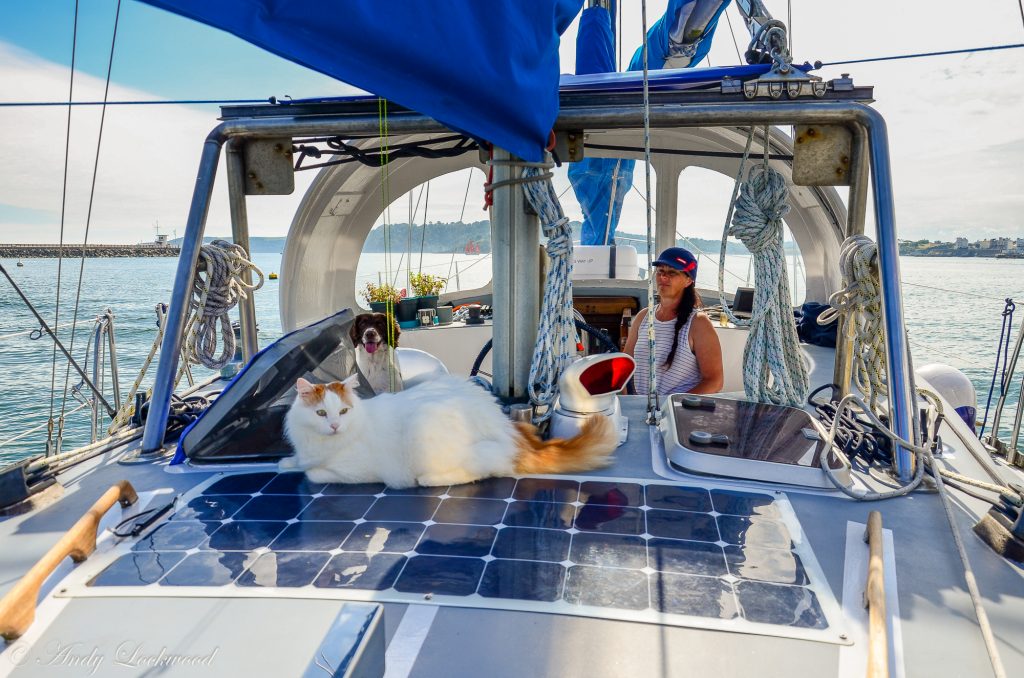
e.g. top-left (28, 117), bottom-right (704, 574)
top-left (350, 312), bottom-right (404, 394)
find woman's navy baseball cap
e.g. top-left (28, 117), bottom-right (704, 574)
top-left (652, 247), bottom-right (698, 280)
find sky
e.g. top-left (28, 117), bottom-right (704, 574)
top-left (0, 0), bottom-right (1022, 246)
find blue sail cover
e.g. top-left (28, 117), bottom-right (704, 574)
top-left (574, 0), bottom-right (731, 245)
top-left (140, 0), bottom-right (583, 162)
top-left (570, 5), bottom-right (634, 246)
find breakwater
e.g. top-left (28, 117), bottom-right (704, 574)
top-left (0, 244), bottom-right (180, 258)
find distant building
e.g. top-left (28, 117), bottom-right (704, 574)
top-left (954, 237), bottom-right (968, 249)
top-left (155, 234), bottom-right (169, 247)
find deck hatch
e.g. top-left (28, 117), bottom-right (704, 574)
top-left (78, 472), bottom-right (845, 643)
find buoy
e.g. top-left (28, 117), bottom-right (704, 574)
top-left (916, 363), bottom-right (977, 429)
top-left (268, 272), bottom-right (279, 280)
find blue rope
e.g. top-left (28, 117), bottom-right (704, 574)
top-left (979, 298), bottom-right (1015, 437)
top-left (822, 43), bottom-right (1024, 67)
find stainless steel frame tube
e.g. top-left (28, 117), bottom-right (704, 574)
top-left (143, 101), bottom-right (918, 479)
top-left (862, 109), bottom-right (917, 481)
top-left (141, 137), bottom-right (223, 454)
top-left (226, 139), bottom-right (259, 363)
top-left (489, 148), bottom-right (541, 399)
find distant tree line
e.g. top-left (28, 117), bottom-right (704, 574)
top-left (178, 224), bottom-right (771, 256)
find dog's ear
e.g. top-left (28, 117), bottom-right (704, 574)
top-left (349, 316), bottom-right (363, 345)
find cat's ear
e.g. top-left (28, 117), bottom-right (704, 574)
top-left (295, 377), bottom-right (315, 395)
top-left (341, 374), bottom-right (361, 391)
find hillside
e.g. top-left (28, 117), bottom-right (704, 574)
top-left (174, 224), bottom-right (768, 256)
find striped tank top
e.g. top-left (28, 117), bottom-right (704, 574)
top-left (633, 308), bottom-right (702, 396)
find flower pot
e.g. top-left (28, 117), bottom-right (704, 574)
top-left (396, 297), bottom-right (419, 323)
top-left (368, 301), bottom-right (391, 314)
top-left (417, 295), bottom-right (439, 310)
top-left (436, 305), bottom-right (453, 325)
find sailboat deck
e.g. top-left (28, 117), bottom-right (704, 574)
top-left (2, 385), bottom-right (1024, 676)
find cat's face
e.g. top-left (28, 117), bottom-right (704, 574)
top-left (291, 376), bottom-right (361, 436)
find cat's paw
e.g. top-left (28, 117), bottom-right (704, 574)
top-left (278, 457), bottom-right (300, 472)
top-left (416, 471), bottom-right (477, 487)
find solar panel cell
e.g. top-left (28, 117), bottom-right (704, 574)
top-left (479, 559), bottom-right (565, 602)
top-left (394, 555), bottom-right (485, 596)
top-left (646, 509), bottom-right (720, 542)
top-left (342, 521), bottom-right (425, 554)
top-left (491, 527), bottom-right (571, 562)
top-left (160, 552), bottom-right (250, 586)
top-left (233, 494), bottom-right (313, 521)
top-left (417, 524), bottom-right (498, 558)
top-left (651, 572), bottom-right (738, 619)
top-left (236, 551), bottom-right (331, 588)
top-left (270, 521), bottom-right (355, 551)
top-left (315, 553), bottom-right (406, 590)
top-left (172, 494), bottom-right (249, 521)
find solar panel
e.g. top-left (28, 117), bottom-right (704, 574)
top-left (82, 472), bottom-right (846, 643)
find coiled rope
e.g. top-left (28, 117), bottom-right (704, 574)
top-left (518, 155), bottom-right (575, 422)
top-left (183, 240), bottom-right (264, 370)
top-left (818, 235), bottom-right (887, 411)
top-left (720, 134), bottom-right (808, 407)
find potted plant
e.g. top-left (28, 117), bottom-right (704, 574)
top-left (361, 281), bottom-right (401, 314)
top-left (396, 287), bottom-right (419, 323)
top-left (409, 272), bottom-right (448, 310)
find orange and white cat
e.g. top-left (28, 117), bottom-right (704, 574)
top-left (281, 375), bottom-right (618, 488)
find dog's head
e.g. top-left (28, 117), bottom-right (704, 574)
top-left (349, 312), bottom-right (400, 354)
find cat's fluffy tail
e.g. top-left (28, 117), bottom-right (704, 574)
top-left (513, 415), bottom-right (618, 474)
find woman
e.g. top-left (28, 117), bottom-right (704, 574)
top-left (624, 247), bottom-right (724, 395)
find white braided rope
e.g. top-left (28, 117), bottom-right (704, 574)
top-left (818, 234), bottom-right (887, 411)
top-left (183, 239), bottom-right (264, 370)
top-left (727, 162), bottom-right (809, 407)
top-left (522, 160), bottom-right (574, 422)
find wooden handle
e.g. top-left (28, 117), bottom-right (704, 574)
top-left (0, 480), bottom-right (137, 640)
top-left (864, 510), bottom-right (889, 678)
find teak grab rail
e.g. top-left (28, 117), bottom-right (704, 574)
top-left (864, 510), bottom-right (889, 678)
top-left (0, 480), bottom-right (137, 640)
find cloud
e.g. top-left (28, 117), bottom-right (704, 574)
top-left (3, 0), bottom-right (1023, 246)
top-left (0, 41), bottom-right (315, 244)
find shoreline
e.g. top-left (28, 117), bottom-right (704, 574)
top-left (0, 245), bottom-right (180, 258)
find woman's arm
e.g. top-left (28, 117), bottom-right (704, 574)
top-left (622, 307), bottom-right (648, 358)
top-left (687, 312), bottom-right (724, 394)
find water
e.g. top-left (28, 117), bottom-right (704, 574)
top-left (1, 254), bottom-right (1022, 465)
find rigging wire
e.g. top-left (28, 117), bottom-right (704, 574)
top-left (902, 280), bottom-right (1024, 302)
top-left (445, 168), bottom-right (476, 286)
top-left (787, 0), bottom-right (793, 55)
top-left (0, 98), bottom-right (268, 108)
top-left (48, 0), bottom-right (80, 456)
top-left (624, 184), bottom-right (752, 286)
top-left (640, 0), bottom-right (659, 424)
top-left (3, 44), bottom-right (1023, 111)
top-left (378, 97), bottom-right (400, 391)
top-left (614, 0), bottom-right (622, 73)
top-left (724, 7), bottom-right (744, 64)
top-left (418, 181), bottom-right (431, 273)
top-left (1018, 0), bottom-right (1024, 31)
top-left (57, 0), bottom-right (122, 450)
top-left (822, 42), bottom-right (1024, 67)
